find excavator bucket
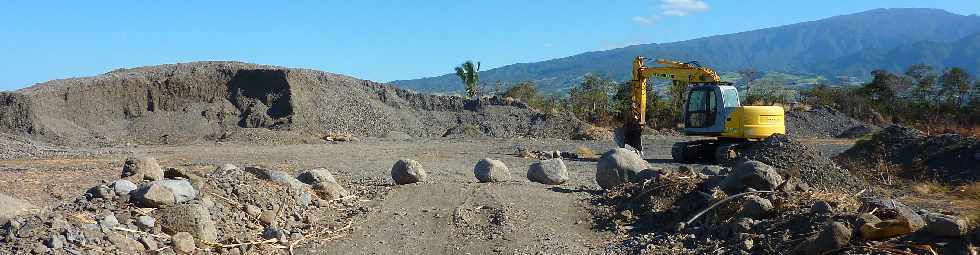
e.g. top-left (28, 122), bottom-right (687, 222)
top-left (614, 123), bottom-right (644, 156)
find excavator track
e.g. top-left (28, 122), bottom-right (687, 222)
top-left (671, 139), bottom-right (748, 164)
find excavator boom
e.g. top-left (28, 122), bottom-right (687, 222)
top-left (620, 57), bottom-right (724, 153)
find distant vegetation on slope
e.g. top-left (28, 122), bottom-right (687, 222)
top-left (393, 8), bottom-right (980, 94)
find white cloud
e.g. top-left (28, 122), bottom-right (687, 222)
top-left (659, 0), bottom-right (709, 16)
top-left (632, 0), bottom-right (709, 25)
top-left (632, 15), bottom-right (661, 25)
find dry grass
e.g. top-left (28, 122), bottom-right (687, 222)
top-left (905, 181), bottom-right (980, 228)
top-left (955, 182), bottom-right (980, 200)
top-left (911, 181), bottom-right (950, 195)
top-left (575, 145), bottom-right (597, 159)
top-left (950, 182), bottom-right (980, 227)
top-left (918, 123), bottom-right (980, 137)
top-left (776, 191), bottom-right (862, 213)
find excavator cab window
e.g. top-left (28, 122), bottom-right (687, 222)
top-left (685, 88), bottom-right (717, 128)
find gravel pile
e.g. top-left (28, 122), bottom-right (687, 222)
top-left (785, 105), bottom-right (878, 138)
top-left (837, 125), bottom-right (980, 183)
top-left (0, 159), bottom-right (364, 254)
top-left (0, 61), bottom-right (599, 147)
top-left (738, 134), bottom-right (868, 192)
top-left (594, 162), bottom-right (973, 254)
top-left (0, 133), bottom-right (113, 160)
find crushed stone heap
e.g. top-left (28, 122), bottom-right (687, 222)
top-left (0, 62), bottom-right (601, 146)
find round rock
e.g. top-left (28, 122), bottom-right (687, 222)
top-left (804, 222), bottom-right (851, 255)
top-left (132, 179), bottom-right (198, 208)
top-left (111, 179), bottom-right (138, 196)
top-left (527, 158), bottom-right (569, 185)
top-left (121, 156), bottom-right (164, 182)
top-left (740, 195), bottom-right (773, 218)
top-left (171, 232), bottom-right (196, 254)
top-left (244, 204), bottom-right (262, 218)
top-left (923, 213), bottom-right (968, 237)
top-left (136, 215), bottom-right (155, 230)
top-left (473, 158), bottom-right (511, 183)
top-left (391, 159), bottom-right (427, 185)
top-left (296, 168), bottom-right (337, 185)
top-left (722, 160), bottom-right (784, 192)
top-left (596, 148), bottom-right (651, 190)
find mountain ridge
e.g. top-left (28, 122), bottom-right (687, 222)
top-left (392, 8), bottom-right (980, 93)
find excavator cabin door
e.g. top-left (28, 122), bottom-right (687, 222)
top-left (685, 86), bottom-right (718, 128)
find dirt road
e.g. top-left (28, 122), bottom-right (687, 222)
top-left (0, 136), bottom-right (854, 254)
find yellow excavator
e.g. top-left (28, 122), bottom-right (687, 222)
top-left (617, 56), bottom-right (785, 163)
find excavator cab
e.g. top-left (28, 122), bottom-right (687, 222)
top-left (683, 84), bottom-right (740, 135)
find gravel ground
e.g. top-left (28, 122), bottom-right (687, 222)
top-left (0, 135), bottom-right (872, 254)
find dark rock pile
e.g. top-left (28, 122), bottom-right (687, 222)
top-left (593, 160), bottom-right (977, 254)
top-left (739, 134), bottom-right (868, 192)
top-left (785, 105), bottom-right (878, 138)
top-left (836, 125), bottom-right (980, 183)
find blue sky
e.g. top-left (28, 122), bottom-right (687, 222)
top-left (2, 0), bottom-right (978, 90)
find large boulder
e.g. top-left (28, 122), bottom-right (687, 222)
top-left (111, 179), bottom-right (138, 196)
top-left (296, 168), bottom-right (338, 185)
top-left (527, 159), bottom-right (569, 185)
top-left (121, 156), bottom-right (164, 182)
top-left (245, 166), bottom-right (313, 206)
top-left (132, 180), bottom-right (198, 208)
top-left (859, 198), bottom-right (925, 231)
top-left (391, 159), bottom-right (428, 185)
top-left (923, 213), bottom-right (968, 237)
top-left (740, 195), bottom-right (774, 218)
top-left (313, 181), bottom-right (350, 200)
top-left (296, 168), bottom-right (349, 200)
top-left (0, 193), bottom-right (34, 224)
top-left (164, 167), bottom-right (206, 191)
top-left (244, 166), bottom-right (309, 189)
top-left (473, 158), bottom-right (511, 183)
top-left (721, 160), bottom-right (784, 192)
top-left (596, 148), bottom-right (651, 190)
top-left (296, 168), bottom-right (350, 199)
top-left (156, 204), bottom-right (218, 242)
top-left (803, 222), bottom-right (852, 255)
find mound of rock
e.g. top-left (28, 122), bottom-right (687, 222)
top-left (0, 159), bottom-right (360, 254)
top-left (596, 163), bottom-right (973, 254)
top-left (785, 105), bottom-right (878, 138)
top-left (836, 125), bottom-right (980, 183)
top-left (0, 132), bottom-right (112, 160)
top-left (739, 134), bottom-right (867, 192)
top-left (0, 62), bottom-right (599, 147)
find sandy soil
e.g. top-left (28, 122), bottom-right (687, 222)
top-left (0, 135), bottom-right (855, 254)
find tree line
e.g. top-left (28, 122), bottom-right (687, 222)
top-left (802, 65), bottom-right (979, 133)
top-left (455, 61), bottom-right (979, 133)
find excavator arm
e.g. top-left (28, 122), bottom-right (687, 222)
top-left (620, 56), bottom-right (722, 154)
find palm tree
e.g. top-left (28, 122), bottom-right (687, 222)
top-left (455, 61), bottom-right (480, 99)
